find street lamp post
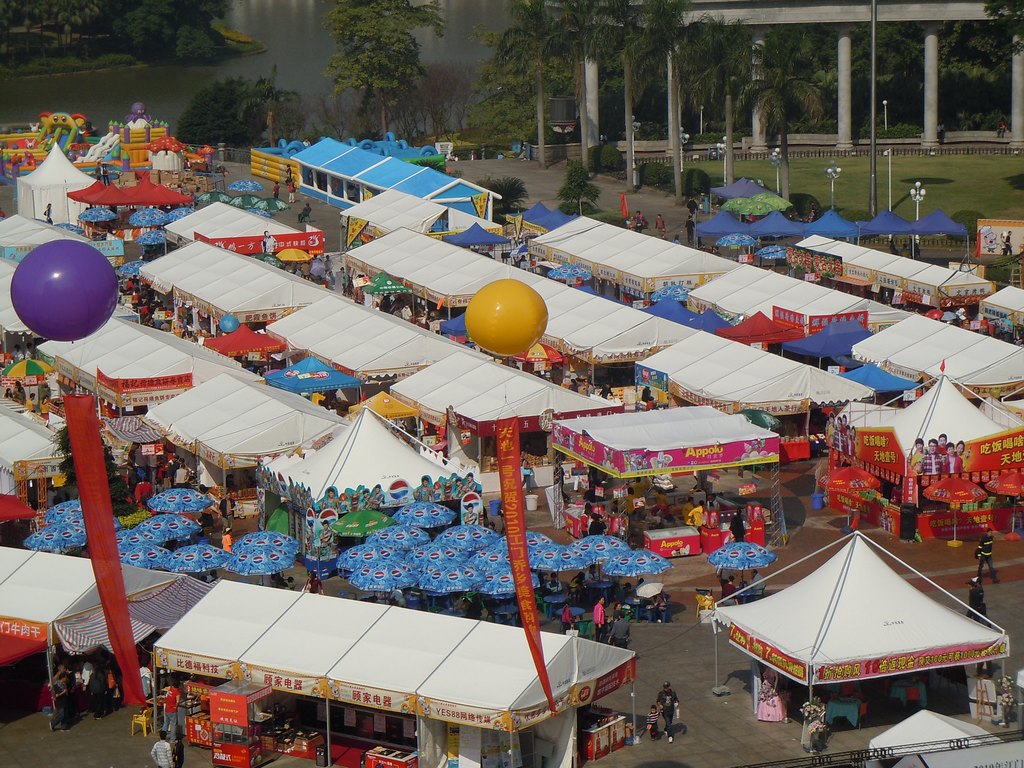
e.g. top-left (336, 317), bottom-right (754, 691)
top-left (679, 129), bottom-right (690, 177)
top-left (883, 149), bottom-right (892, 211)
top-left (716, 136), bottom-right (727, 184)
top-left (630, 115), bottom-right (640, 188)
top-left (910, 180), bottom-right (926, 220)
top-left (699, 106), bottom-right (704, 135)
top-left (768, 148), bottom-right (782, 194)
top-left (882, 99), bottom-right (888, 131)
top-left (825, 161), bottom-right (842, 209)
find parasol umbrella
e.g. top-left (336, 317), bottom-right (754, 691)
top-left (547, 263), bottom-right (592, 281)
top-left (329, 508), bottom-right (394, 537)
top-left (228, 179), bottom-right (265, 193)
top-left (721, 197), bottom-right (777, 216)
top-left (574, 535), bottom-right (631, 562)
top-left (79, 207), bottom-right (117, 223)
top-left (529, 543), bottom-right (591, 572)
top-left (45, 502), bottom-right (84, 525)
top-left (754, 245), bottom-right (788, 261)
top-left (165, 543), bottom-right (230, 573)
top-left (820, 466), bottom-right (881, 493)
top-left (924, 308), bottom-right (945, 320)
top-left (706, 542), bottom-right (777, 571)
top-left (246, 208), bottom-right (273, 219)
top-left (47, 510), bottom-right (122, 531)
top-left (476, 567), bottom-right (540, 596)
top-left (716, 233), bottom-right (758, 248)
top-left (3, 359), bottom-right (53, 379)
top-left (603, 550), bottom-right (672, 577)
top-left (234, 531), bottom-right (301, 557)
top-left (119, 543), bottom-right (172, 570)
top-left (135, 230), bottom-right (166, 246)
top-left (435, 524), bottom-right (501, 550)
top-left (466, 548), bottom-right (509, 572)
top-left (923, 476), bottom-right (987, 547)
top-left (253, 197), bottom-right (290, 213)
top-left (116, 260), bottom-right (147, 278)
top-left (46, 499), bottom-right (83, 515)
top-left (136, 513), bottom-right (201, 543)
top-left (650, 285), bottom-right (690, 302)
top-left (349, 563), bottom-right (417, 592)
top-left (394, 502), bottom-right (456, 528)
top-left (147, 489), bottom-right (214, 514)
top-left (55, 223), bottom-right (85, 234)
top-left (128, 208), bottom-right (170, 227)
top-left (635, 581), bottom-right (665, 599)
top-left (749, 192), bottom-right (794, 211)
top-left (418, 564), bottom-right (481, 594)
top-left (275, 248), bottom-right (314, 263)
top-left (195, 191), bottom-right (232, 205)
top-left (116, 529), bottom-right (157, 547)
top-left (336, 544), bottom-right (407, 573)
top-left (407, 542), bottom-right (467, 568)
top-left (739, 409), bottom-right (781, 431)
top-left (487, 532), bottom-right (552, 555)
top-left (228, 193), bottom-right (262, 209)
top-left (257, 254), bottom-right (284, 268)
top-left (366, 524), bottom-right (430, 550)
top-left (165, 207), bottom-right (196, 222)
top-left (512, 343), bottom-right (564, 364)
top-left (985, 471), bottom-right (1024, 496)
top-left (24, 523), bottom-right (86, 552)
top-left (225, 549), bottom-right (292, 575)
top-left (363, 272), bottom-right (412, 296)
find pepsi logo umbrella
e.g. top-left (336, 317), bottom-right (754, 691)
top-left (148, 489), bottom-right (213, 514)
top-left (44, 500), bottom-right (83, 524)
top-left (716, 233), bottom-right (758, 248)
top-left (603, 550), bottom-right (672, 577)
top-left (246, 208), bottom-right (273, 219)
top-left (24, 523), bottom-right (86, 552)
top-left (530, 543), bottom-right (590, 572)
top-left (79, 207), bottom-right (117, 223)
top-left (477, 567), bottom-right (540, 597)
top-left (650, 285), bottom-right (690, 302)
top-left (418, 564), bottom-right (481, 594)
top-left (116, 259), bottom-right (147, 278)
top-left (165, 543), bottom-right (230, 573)
top-left (128, 208), bottom-right (170, 227)
top-left (136, 513), bottom-right (201, 543)
top-left (336, 544), bottom-right (407, 573)
top-left (116, 529), bottom-right (157, 547)
top-left (574, 535), bottom-right (631, 562)
top-left (365, 524), bottom-right (430, 550)
top-left (548, 263), bottom-right (592, 281)
top-left (225, 549), bottom-right (292, 575)
top-left (165, 207), bottom-right (196, 222)
top-left (135, 230), bottom-right (167, 246)
top-left (46, 510), bottom-right (122, 531)
top-left (706, 542), bottom-right (778, 570)
top-left (407, 542), bottom-right (467, 568)
top-left (394, 502), bottom-right (456, 528)
top-left (55, 223), bottom-right (85, 234)
top-left (754, 245), bottom-right (788, 261)
top-left (234, 531), bottom-right (301, 556)
top-left (228, 179), bottom-right (265, 193)
top-left (435, 524), bottom-right (500, 550)
top-left (349, 563), bottom-right (417, 592)
top-left (466, 548), bottom-right (509, 572)
top-left (488, 532), bottom-right (552, 557)
top-left (120, 543), bottom-right (172, 570)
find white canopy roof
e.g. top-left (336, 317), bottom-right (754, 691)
top-left (531, 216), bottom-right (737, 290)
top-left (155, 579), bottom-right (635, 729)
top-left (165, 202), bottom-right (303, 244)
top-left (0, 214), bottom-right (94, 250)
top-left (391, 350), bottom-right (617, 428)
top-left (639, 331), bottom-right (873, 413)
top-left (15, 146), bottom-right (93, 225)
top-left (0, 403), bottom-right (57, 472)
top-left (266, 408), bottom-right (451, 500)
top-left (714, 532), bottom-right (1008, 685)
top-left (982, 285), bottom-right (1024, 317)
top-left (0, 258), bottom-right (27, 334)
top-left (144, 373), bottom-right (346, 467)
top-left (867, 710), bottom-right (988, 751)
top-left (343, 189), bottom-right (494, 234)
top-left (266, 294), bottom-right (478, 380)
top-left (139, 240), bottom-right (327, 316)
top-left (852, 314), bottom-right (1024, 386)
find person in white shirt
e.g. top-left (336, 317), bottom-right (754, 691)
top-left (151, 731), bottom-right (173, 768)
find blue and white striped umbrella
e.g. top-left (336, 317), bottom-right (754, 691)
top-left (165, 207), bottom-right (196, 222)
top-left (128, 208), bottom-right (170, 227)
top-left (650, 284), bottom-right (690, 302)
top-left (79, 207), bottom-right (117, 223)
top-left (394, 502), bottom-right (456, 528)
top-left (55, 223), bottom-right (85, 234)
top-left (147, 489), bottom-right (214, 513)
top-left (716, 233), bottom-right (758, 248)
top-left (349, 563), bottom-right (417, 591)
top-left (574, 535), bottom-right (631, 562)
top-left (234, 531), bottom-right (301, 557)
top-left (603, 550), bottom-right (672, 577)
top-left (120, 543), bottom-right (172, 570)
top-left (407, 542), bottom-right (467, 568)
top-left (754, 244), bottom-right (788, 261)
top-left (116, 260), bottom-right (147, 277)
top-left (24, 523), bottom-right (87, 552)
top-left (225, 549), bottom-right (293, 575)
top-left (135, 230), bottom-right (166, 246)
top-left (165, 543), bottom-right (230, 573)
top-left (418, 564), bottom-right (481, 594)
top-left (116, 529), bottom-right (157, 547)
top-left (246, 208), bottom-right (273, 219)
top-left (228, 179), bottom-right (265, 192)
top-left (365, 525), bottom-right (430, 550)
top-left (44, 510), bottom-right (122, 531)
top-left (547, 263), bottom-right (592, 281)
top-left (476, 567), bottom-right (540, 596)
top-left (435, 524), bottom-right (500, 550)
top-left (336, 544), bottom-right (406, 573)
top-left (136, 513), bottom-right (200, 543)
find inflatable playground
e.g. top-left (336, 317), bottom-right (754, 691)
top-left (1, 102), bottom-right (211, 183)
top-left (250, 132), bottom-right (444, 183)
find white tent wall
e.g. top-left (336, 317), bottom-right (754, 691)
top-left (419, 717), bottom-right (448, 768)
top-left (15, 147), bottom-right (93, 224)
top-left (530, 709), bottom-right (575, 768)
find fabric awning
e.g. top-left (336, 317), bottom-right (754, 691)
top-left (0, 494), bottom-right (37, 522)
top-left (203, 325), bottom-right (287, 357)
top-left (103, 416), bottom-right (164, 444)
top-left (0, 633), bottom-right (46, 666)
top-left (716, 312), bottom-right (804, 345)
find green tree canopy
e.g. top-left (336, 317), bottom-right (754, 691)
top-left (558, 160), bottom-right (600, 212)
top-left (177, 77), bottom-right (256, 145)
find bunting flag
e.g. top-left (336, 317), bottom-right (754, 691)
top-left (346, 217), bottom-right (368, 247)
top-left (940, 359), bottom-right (946, 373)
top-left (620, 193), bottom-right (629, 220)
top-left (509, 214), bottom-right (524, 241)
top-left (495, 416), bottom-right (556, 713)
top-left (471, 192), bottom-right (490, 220)
top-left (363, 188), bottom-right (374, 200)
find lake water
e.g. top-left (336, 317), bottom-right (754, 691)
top-left (0, 0), bottom-right (507, 129)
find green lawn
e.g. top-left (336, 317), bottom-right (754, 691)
top-left (684, 153), bottom-right (1024, 222)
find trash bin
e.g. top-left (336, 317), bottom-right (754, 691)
top-left (525, 494), bottom-right (539, 512)
top-left (316, 743), bottom-right (328, 767)
top-left (899, 504), bottom-right (918, 541)
top-left (489, 499), bottom-right (502, 518)
top-left (810, 492), bottom-right (824, 510)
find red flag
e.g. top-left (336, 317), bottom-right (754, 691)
top-left (940, 359), bottom-right (946, 373)
top-left (620, 193), bottom-right (629, 221)
top-left (495, 416), bottom-right (556, 713)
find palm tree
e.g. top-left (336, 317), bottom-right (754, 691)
top-left (496, 0), bottom-right (557, 167)
top-left (740, 31), bottom-right (823, 199)
top-left (239, 66), bottom-right (299, 145)
top-left (550, 0), bottom-right (600, 169)
top-left (679, 16), bottom-right (749, 186)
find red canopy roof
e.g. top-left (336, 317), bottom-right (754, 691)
top-left (0, 633), bottom-right (46, 666)
top-left (204, 325), bottom-right (287, 357)
top-left (715, 311), bottom-right (805, 345)
top-left (125, 175), bottom-right (192, 206)
top-left (0, 494), bottom-right (37, 522)
top-left (67, 181), bottom-right (133, 207)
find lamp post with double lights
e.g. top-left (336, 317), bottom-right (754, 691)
top-left (630, 115), bottom-right (640, 188)
top-left (825, 161), bottom-right (842, 209)
top-left (768, 148), bottom-right (782, 194)
top-left (910, 181), bottom-right (926, 220)
top-left (716, 137), bottom-right (727, 184)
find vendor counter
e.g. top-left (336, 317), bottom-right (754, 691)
top-left (579, 707), bottom-right (627, 763)
top-left (563, 504), bottom-right (625, 539)
top-left (779, 437), bottom-right (811, 463)
top-left (829, 492), bottom-right (1013, 539)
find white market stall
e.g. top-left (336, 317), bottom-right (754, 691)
top-left (0, 403), bottom-right (61, 504)
top-left (0, 214), bottom-right (124, 262)
top-left (165, 202), bottom-right (325, 254)
top-left (342, 188), bottom-right (499, 245)
top-left (980, 285), bottom-right (1024, 332)
top-left (866, 710), bottom-right (988, 751)
top-left (14, 146), bottom-right (93, 225)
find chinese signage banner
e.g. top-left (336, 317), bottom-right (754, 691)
top-left (196, 229), bottom-right (325, 256)
top-left (728, 623), bottom-right (809, 683)
top-left (813, 639), bottom-right (1008, 684)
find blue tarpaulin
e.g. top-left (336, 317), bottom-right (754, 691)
top-left (710, 178), bottom-right (771, 200)
top-left (642, 301), bottom-right (699, 325)
top-left (531, 209), bottom-right (576, 231)
top-left (858, 210), bottom-right (914, 236)
top-left (695, 211), bottom-right (749, 238)
top-left (838, 363), bottom-right (918, 392)
top-left (265, 357), bottom-right (362, 394)
top-left (521, 202), bottom-right (552, 223)
top-left (440, 313), bottom-right (467, 337)
top-left (910, 210), bottom-right (967, 237)
top-left (803, 210), bottom-right (858, 239)
top-left (749, 211), bottom-right (805, 238)
top-left (780, 319), bottom-right (872, 358)
top-left (443, 223), bottom-right (510, 247)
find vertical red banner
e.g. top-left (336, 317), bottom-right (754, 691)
top-left (64, 395), bottom-right (145, 706)
top-left (496, 416), bottom-right (556, 713)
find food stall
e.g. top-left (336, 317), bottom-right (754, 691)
top-left (210, 681), bottom-right (274, 768)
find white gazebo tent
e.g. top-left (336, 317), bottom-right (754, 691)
top-left (866, 710), bottom-right (988, 751)
top-left (15, 146), bottom-right (94, 225)
top-left (0, 402), bottom-right (60, 500)
top-left (164, 202), bottom-right (306, 246)
top-left (342, 189), bottom-right (497, 240)
top-left (981, 285), bottom-right (1024, 328)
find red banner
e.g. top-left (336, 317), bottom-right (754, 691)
top-left (496, 416), bottom-right (556, 714)
top-left (196, 229), bottom-right (326, 256)
top-left (728, 623), bottom-right (809, 683)
top-left (852, 427), bottom-right (907, 476)
top-left (97, 369), bottom-right (193, 393)
top-left (813, 639), bottom-right (1008, 684)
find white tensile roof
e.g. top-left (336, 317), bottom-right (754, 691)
top-left (0, 403), bottom-right (58, 472)
top-left (165, 202), bottom-right (302, 243)
top-left (982, 285), bottom-right (1024, 315)
top-left (867, 709), bottom-right (988, 751)
top-left (342, 189), bottom-right (494, 234)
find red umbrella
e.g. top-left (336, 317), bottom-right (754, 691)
top-left (922, 477), bottom-right (987, 504)
top-left (985, 471), bottom-right (1024, 496)
top-left (924, 309), bottom-right (944, 320)
top-left (821, 466), bottom-right (881, 493)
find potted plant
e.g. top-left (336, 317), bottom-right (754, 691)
top-left (998, 675), bottom-right (1017, 727)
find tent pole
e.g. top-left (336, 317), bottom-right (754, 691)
top-left (711, 622), bottom-right (729, 696)
top-left (630, 681), bottom-right (636, 744)
top-left (325, 692), bottom-right (332, 763)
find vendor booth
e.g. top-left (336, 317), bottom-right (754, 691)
top-left (154, 580), bottom-right (635, 768)
top-left (0, 404), bottom-right (62, 506)
top-left (342, 189), bottom-right (499, 246)
top-left (165, 202), bottom-right (325, 254)
top-left (0, 214), bottom-right (124, 262)
top-left (981, 285), bottom-right (1024, 334)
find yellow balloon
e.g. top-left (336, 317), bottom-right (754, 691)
top-left (465, 279), bottom-right (548, 356)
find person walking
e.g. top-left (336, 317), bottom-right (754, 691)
top-left (560, 601), bottom-right (575, 634)
top-left (975, 531), bottom-right (998, 583)
top-left (287, 180), bottom-right (297, 204)
top-left (655, 213), bottom-right (666, 239)
top-left (172, 736), bottom-right (186, 768)
top-left (272, 182), bottom-right (280, 200)
top-left (162, 681), bottom-right (181, 739)
top-left (593, 596), bottom-right (607, 643)
top-left (221, 527), bottom-right (233, 554)
top-left (50, 665), bottom-right (72, 731)
top-left (657, 681), bottom-right (680, 742)
top-left (644, 705), bottom-right (661, 741)
top-left (151, 731), bottom-right (174, 768)
top-left (88, 662), bottom-right (107, 718)
top-left (609, 611), bottom-right (630, 648)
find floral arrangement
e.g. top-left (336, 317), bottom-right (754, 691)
top-left (800, 697), bottom-right (825, 721)
top-left (116, 509), bottom-right (152, 529)
top-left (998, 675), bottom-right (1017, 712)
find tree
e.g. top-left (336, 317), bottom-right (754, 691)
top-left (987, 0), bottom-right (1024, 39)
top-left (324, 0), bottom-right (444, 135)
top-left (740, 31), bottom-right (823, 199)
top-left (114, 0), bottom-right (228, 60)
top-left (177, 78), bottom-right (256, 145)
top-left (480, 176), bottom-right (528, 220)
top-left (53, 425), bottom-right (134, 517)
top-left (496, 0), bottom-right (558, 166)
top-left (238, 66), bottom-right (300, 145)
top-left (557, 160), bottom-right (600, 213)
top-left (550, 0), bottom-right (600, 169)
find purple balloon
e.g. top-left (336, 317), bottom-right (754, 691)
top-left (11, 241), bottom-right (118, 341)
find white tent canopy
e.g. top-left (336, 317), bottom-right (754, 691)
top-left (266, 294), bottom-right (483, 380)
top-left (713, 532), bottom-right (1008, 686)
top-left (0, 258), bottom-right (27, 335)
top-left (0, 403), bottom-right (58, 495)
top-left (638, 330), bottom-right (873, 413)
top-left (530, 216), bottom-right (738, 292)
top-left (265, 407), bottom-right (453, 500)
top-left (15, 146), bottom-right (94, 225)
top-left (155, 580), bottom-right (635, 730)
top-left (144, 373), bottom-right (346, 469)
top-left (391, 350), bottom-right (619, 429)
top-left (867, 710), bottom-right (988, 751)
top-left (342, 189), bottom-right (495, 236)
top-left (981, 285), bottom-right (1024, 325)
top-left (165, 202), bottom-right (305, 245)
top-left (0, 213), bottom-right (96, 255)
top-left (139, 240), bottom-right (327, 321)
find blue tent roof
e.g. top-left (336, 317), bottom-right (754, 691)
top-left (803, 210), bottom-right (858, 239)
top-left (780, 319), bottom-right (872, 358)
top-left (265, 357), bottom-right (362, 394)
top-left (710, 178), bottom-right (771, 200)
top-left (837, 363), bottom-right (918, 392)
top-left (291, 138), bottom-right (353, 166)
top-left (444, 223), bottom-right (510, 247)
top-left (642, 301), bottom-right (699, 325)
top-left (532, 209), bottom-right (577, 231)
top-left (749, 211), bottom-right (805, 238)
top-left (910, 210), bottom-right (967, 237)
top-left (440, 313), bottom-right (467, 337)
top-left (695, 211), bottom-right (749, 238)
top-left (858, 210), bottom-right (914, 236)
top-left (693, 309), bottom-right (731, 332)
top-left (522, 202), bottom-right (552, 223)
top-left (357, 158), bottom-right (429, 188)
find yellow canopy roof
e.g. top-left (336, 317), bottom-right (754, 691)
top-left (349, 391), bottom-right (418, 420)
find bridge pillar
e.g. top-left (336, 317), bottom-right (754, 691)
top-left (585, 58), bottom-right (600, 150)
top-left (750, 27), bottom-right (768, 153)
top-left (1012, 37), bottom-right (1024, 150)
top-left (922, 23), bottom-right (940, 148)
top-left (836, 25), bottom-right (853, 151)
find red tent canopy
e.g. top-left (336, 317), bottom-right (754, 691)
top-left (0, 634), bottom-right (46, 666)
top-left (0, 494), bottom-right (37, 522)
top-left (716, 311), bottom-right (804, 345)
top-left (67, 181), bottom-right (133, 207)
top-left (204, 325), bottom-right (287, 357)
top-left (123, 175), bottom-right (192, 207)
